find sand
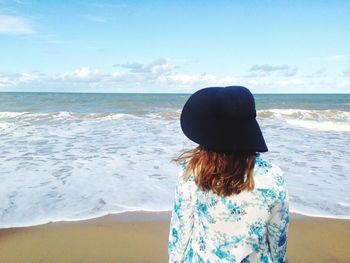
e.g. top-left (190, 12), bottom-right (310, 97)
top-left (0, 211), bottom-right (349, 263)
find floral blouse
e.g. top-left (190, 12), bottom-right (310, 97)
top-left (168, 155), bottom-right (289, 263)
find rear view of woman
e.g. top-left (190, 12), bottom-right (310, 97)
top-left (168, 86), bottom-right (289, 263)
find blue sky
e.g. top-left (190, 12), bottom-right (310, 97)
top-left (0, 0), bottom-right (349, 93)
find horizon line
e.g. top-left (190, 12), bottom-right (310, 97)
top-left (0, 91), bottom-right (350, 95)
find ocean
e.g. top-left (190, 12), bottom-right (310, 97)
top-left (0, 92), bottom-right (349, 228)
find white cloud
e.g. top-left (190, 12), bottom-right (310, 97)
top-left (157, 73), bottom-right (239, 91)
top-left (217, 76), bottom-right (239, 86)
top-left (0, 15), bottom-right (35, 34)
top-left (248, 64), bottom-right (297, 77)
top-left (116, 58), bottom-right (175, 76)
top-left (19, 72), bottom-right (39, 82)
top-left (242, 77), bottom-right (350, 93)
top-left (342, 69), bottom-right (350, 77)
top-left (111, 71), bottom-right (127, 80)
top-left (273, 78), bottom-right (305, 87)
top-left (74, 67), bottom-right (95, 78)
top-left (164, 73), bottom-right (210, 85)
top-left (1, 59), bottom-right (349, 93)
top-left (0, 72), bottom-right (39, 86)
top-left (149, 58), bottom-right (175, 74)
top-left (0, 75), bottom-right (11, 87)
top-left (60, 67), bottom-right (103, 82)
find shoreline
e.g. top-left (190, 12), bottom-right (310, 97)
top-left (1, 209), bottom-right (350, 230)
top-left (0, 211), bottom-right (350, 262)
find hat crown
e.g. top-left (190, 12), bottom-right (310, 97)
top-left (213, 86), bottom-right (256, 120)
top-left (180, 86), bottom-right (268, 153)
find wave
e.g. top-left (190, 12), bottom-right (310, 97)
top-left (0, 111), bottom-right (181, 123)
top-left (1, 109), bottom-right (350, 132)
top-left (285, 119), bottom-right (350, 132)
top-left (0, 123), bottom-right (12, 130)
top-left (83, 113), bottom-right (132, 121)
top-left (148, 108), bottom-right (350, 123)
top-left (0, 111), bottom-right (32, 118)
top-left (0, 111), bottom-right (135, 122)
top-left (258, 109), bottom-right (350, 121)
top-left (258, 109), bottom-right (350, 132)
top-left (2, 109), bottom-right (349, 121)
top-left (146, 110), bottom-right (181, 120)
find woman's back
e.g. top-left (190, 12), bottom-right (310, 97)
top-left (168, 155), bottom-right (289, 263)
top-left (169, 86), bottom-right (289, 262)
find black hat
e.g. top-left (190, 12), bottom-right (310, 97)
top-left (180, 86), bottom-right (268, 153)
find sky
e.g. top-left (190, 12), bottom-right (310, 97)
top-left (0, 0), bottom-right (349, 93)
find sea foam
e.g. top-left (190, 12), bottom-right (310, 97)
top-left (0, 94), bottom-right (349, 228)
top-left (258, 109), bottom-right (350, 132)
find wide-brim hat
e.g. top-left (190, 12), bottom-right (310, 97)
top-left (180, 86), bottom-right (268, 153)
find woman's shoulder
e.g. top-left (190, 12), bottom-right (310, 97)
top-left (177, 161), bottom-right (196, 184)
top-left (254, 154), bottom-right (286, 191)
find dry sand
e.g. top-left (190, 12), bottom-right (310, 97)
top-left (0, 211), bottom-right (349, 263)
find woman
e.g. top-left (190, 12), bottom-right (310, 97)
top-left (168, 86), bottom-right (289, 263)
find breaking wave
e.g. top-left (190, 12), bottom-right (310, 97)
top-left (258, 109), bottom-right (350, 132)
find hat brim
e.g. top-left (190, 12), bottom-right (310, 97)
top-left (181, 116), bottom-right (268, 153)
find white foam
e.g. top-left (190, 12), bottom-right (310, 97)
top-left (0, 107), bottom-right (349, 228)
top-left (53, 111), bottom-right (74, 119)
top-left (258, 109), bottom-right (350, 122)
top-left (0, 111), bottom-right (137, 123)
top-left (146, 111), bottom-right (180, 120)
top-left (286, 119), bottom-right (350, 132)
top-left (0, 122), bottom-right (12, 130)
top-left (96, 113), bottom-right (132, 121)
top-left (258, 109), bottom-right (350, 132)
top-left (0, 111), bottom-right (31, 118)
top-left (0, 113), bottom-right (187, 228)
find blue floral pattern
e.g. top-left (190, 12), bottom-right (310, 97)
top-left (168, 155), bottom-right (289, 263)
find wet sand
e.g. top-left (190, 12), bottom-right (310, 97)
top-left (0, 211), bottom-right (349, 263)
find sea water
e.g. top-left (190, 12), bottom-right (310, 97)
top-left (0, 93), bottom-right (349, 228)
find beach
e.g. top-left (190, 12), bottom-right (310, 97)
top-left (0, 211), bottom-right (349, 263)
top-left (1, 0), bottom-right (349, 261)
top-left (0, 93), bottom-right (349, 262)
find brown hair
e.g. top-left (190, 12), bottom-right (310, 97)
top-left (174, 146), bottom-right (256, 196)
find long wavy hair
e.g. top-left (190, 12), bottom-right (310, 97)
top-left (174, 146), bottom-right (257, 196)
